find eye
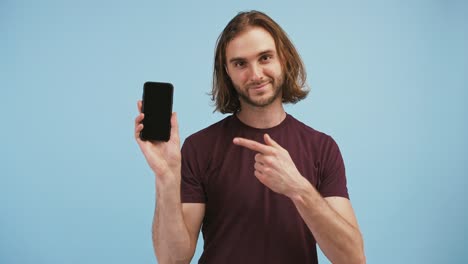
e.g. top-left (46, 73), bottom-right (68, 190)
top-left (260, 54), bottom-right (273, 63)
top-left (233, 61), bottom-right (246, 68)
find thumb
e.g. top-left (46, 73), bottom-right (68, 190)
top-left (264, 133), bottom-right (280, 148)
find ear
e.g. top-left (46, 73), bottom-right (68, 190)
top-left (224, 64), bottom-right (230, 76)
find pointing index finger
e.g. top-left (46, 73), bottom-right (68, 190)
top-left (233, 137), bottom-right (273, 154)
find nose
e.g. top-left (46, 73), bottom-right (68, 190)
top-left (249, 64), bottom-right (264, 82)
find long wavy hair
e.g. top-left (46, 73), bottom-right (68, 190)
top-left (211, 10), bottom-right (309, 114)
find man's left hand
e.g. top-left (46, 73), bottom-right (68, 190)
top-left (233, 133), bottom-right (310, 198)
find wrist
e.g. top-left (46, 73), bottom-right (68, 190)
top-left (288, 177), bottom-right (315, 205)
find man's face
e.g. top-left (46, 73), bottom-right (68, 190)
top-left (225, 26), bottom-right (284, 108)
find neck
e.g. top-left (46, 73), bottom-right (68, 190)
top-left (236, 100), bottom-right (286, 129)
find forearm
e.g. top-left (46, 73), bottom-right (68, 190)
top-left (290, 182), bottom-right (365, 264)
top-left (153, 178), bottom-right (192, 264)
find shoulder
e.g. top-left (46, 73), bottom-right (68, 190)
top-left (183, 115), bottom-right (235, 148)
top-left (181, 115), bottom-right (236, 172)
top-left (287, 114), bottom-right (336, 146)
top-left (284, 115), bottom-right (343, 162)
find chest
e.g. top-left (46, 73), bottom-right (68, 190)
top-left (202, 141), bottom-right (319, 220)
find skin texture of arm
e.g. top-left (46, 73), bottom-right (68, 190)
top-left (291, 186), bottom-right (365, 264)
top-left (152, 191), bottom-right (205, 264)
top-left (233, 133), bottom-right (366, 264)
top-left (134, 101), bottom-right (205, 263)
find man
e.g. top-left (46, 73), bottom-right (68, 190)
top-left (135, 10), bottom-right (365, 264)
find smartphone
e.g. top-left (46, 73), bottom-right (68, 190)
top-left (140, 82), bottom-right (174, 141)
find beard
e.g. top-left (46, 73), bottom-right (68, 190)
top-left (234, 76), bottom-right (284, 108)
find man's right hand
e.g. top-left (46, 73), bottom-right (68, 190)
top-left (134, 100), bottom-right (181, 187)
top-left (135, 100), bottom-right (203, 263)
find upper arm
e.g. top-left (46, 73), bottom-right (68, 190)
top-left (324, 196), bottom-right (360, 230)
top-left (182, 203), bottom-right (205, 258)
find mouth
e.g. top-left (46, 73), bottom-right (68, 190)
top-left (250, 81), bottom-right (270, 90)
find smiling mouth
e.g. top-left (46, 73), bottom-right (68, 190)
top-left (250, 81), bottom-right (270, 90)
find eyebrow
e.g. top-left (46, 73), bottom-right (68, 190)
top-left (228, 49), bottom-right (276, 64)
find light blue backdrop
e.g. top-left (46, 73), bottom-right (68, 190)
top-left (1, 0), bottom-right (467, 263)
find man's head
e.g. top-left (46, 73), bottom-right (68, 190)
top-left (212, 10), bottom-right (309, 114)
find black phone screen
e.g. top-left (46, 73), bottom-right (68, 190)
top-left (140, 82), bottom-right (174, 141)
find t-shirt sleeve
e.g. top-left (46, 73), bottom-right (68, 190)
top-left (180, 138), bottom-right (207, 203)
top-left (318, 135), bottom-right (349, 199)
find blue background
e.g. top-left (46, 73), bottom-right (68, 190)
top-left (1, 0), bottom-right (467, 263)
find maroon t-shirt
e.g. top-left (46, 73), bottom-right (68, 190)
top-left (181, 114), bottom-right (349, 264)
